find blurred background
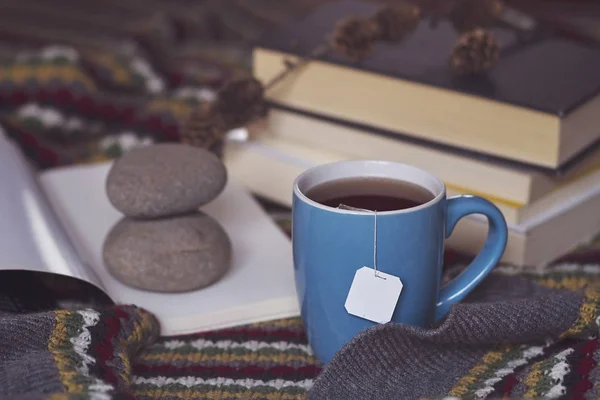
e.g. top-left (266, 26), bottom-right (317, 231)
top-left (0, 0), bottom-right (598, 170)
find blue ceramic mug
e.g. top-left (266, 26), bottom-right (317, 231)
top-left (292, 160), bottom-right (508, 363)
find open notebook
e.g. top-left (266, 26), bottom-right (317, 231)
top-left (0, 133), bottom-right (299, 336)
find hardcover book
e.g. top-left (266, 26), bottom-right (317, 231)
top-left (253, 0), bottom-right (600, 170)
top-left (263, 108), bottom-right (600, 206)
top-left (223, 134), bottom-right (600, 267)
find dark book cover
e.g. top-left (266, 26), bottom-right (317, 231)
top-left (255, 0), bottom-right (600, 116)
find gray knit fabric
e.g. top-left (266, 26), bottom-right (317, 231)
top-left (308, 275), bottom-right (586, 400)
top-left (0, 312), bottom-right (62, 396)
top-left (0, 305), bottom-right (159, 400)
top-left (0, 274), bottom-right (596, 399)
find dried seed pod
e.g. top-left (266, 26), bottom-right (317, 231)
top-left (450, 28), bottom-right (499, 75)
top-left (215, 77), bottom-right (267, 130)
top-left (373, 3), bottom-right (422, 42)
top-left (331, 17), bottom-right (379, 61)
top-left (449, 0), bottom-right (504, 33)
top-left (180, 102), bottom-right (227, 156)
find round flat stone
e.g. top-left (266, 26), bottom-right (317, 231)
top-left (106, 143), bottom-right (227, 218)
top-left (102, 213), bottom-right (231, 293)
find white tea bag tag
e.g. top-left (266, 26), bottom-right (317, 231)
top-left (344, 266), bottom-right (403, 324)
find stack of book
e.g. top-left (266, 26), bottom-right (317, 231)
top-left (223, 0), bottom-right (600, 267)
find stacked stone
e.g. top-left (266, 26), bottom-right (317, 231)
top-left (102, 143), bottom-right (231, 293)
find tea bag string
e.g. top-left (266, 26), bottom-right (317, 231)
top-left (373, 209), bottom-right (379, 275)
top-left (338, 204), bottom-right (384, 279)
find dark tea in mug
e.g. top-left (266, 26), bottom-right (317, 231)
top-left (304, 177), bottom-right (435, 212)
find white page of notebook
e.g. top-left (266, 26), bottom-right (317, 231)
top-left (0, 136), bottom-right (102, 287)
top-left (38, 161), bottom-right (299, 335)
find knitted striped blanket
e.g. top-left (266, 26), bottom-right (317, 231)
top-left (2, 239), bottom-right (600, 400)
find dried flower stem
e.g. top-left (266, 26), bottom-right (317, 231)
top-left (264, 42), bottom-right (332, 91)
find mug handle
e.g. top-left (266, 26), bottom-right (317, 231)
top-left (434, 195), bottom-right (508, 321)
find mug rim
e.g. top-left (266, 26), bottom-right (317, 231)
top-left (293, 160), bottom-right (446, 216)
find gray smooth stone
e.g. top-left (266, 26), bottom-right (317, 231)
top-left (106, 143), bottom-right (227, 218)
top-left (102, 213), bottom-right (232, 293)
